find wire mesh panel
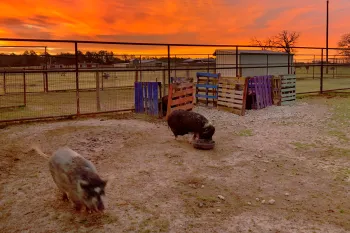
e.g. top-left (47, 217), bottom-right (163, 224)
top-left (78, 71), bottom-right (135, 114)
top-left (0, 72), bottom-right (25, 108)
top-left (0, 73), bottom-right (4, 96)
top-left (48, 72), bottom-right (77, 92)
top-left (0, 71), bottom-right (78, 121)
top-left (323, 64), bottom-right (350, 92)
top-left (25, 72), bottom-right (45, 93)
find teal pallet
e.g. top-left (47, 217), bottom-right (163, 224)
top-left (280, 74), bottom-right (296, 106)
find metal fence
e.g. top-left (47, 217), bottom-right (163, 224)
top-left (0, 38), bottom-right (349, 123)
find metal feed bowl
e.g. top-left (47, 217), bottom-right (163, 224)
top-left (193, 139), bottom-right (215, 150)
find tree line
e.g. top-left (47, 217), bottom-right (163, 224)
top-left (0, 50), bottom-right (190, 68)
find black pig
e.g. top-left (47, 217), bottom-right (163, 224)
top-left (167, 109), bottom-right (215, 141)
top-left (161, 95), bottom-right (169, 117)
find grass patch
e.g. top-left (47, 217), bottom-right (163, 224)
top-left (326, 146), bottom-right (350, 157)
top-left (235, 129), bottom-right (254, 137)
top-left (291, 142), bottom-right (317, 150)
top-left (328, 130), bottom-right (349, 142)
top-left (196, 195), bottom-right (218, 203)
top-left (138, 217), bottom-right (170, 233)
top-left (333, 168), bottom-right (350, 182)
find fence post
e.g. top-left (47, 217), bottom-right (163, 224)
top-left (101, 72), bottom-right (104, 90)
top-left (174, 55), bottom-right (177, 77)
top-left (186, 64), bottom-right (190, 79)
top-left (139, 55), bottom-right (142, 82)
top-left (162, 67), bottom-right (166, 96)
top-left (320, 48), bottom-right (324, 94)
top-left (44, 46), bottom-right (48, 93)
top-left (312, 55), bottom-right (315, 79)
top-left (135, 66), bottom-right (139, 83)
top-left (74, 42), bottom-right (80, 115)
top-left (23, 70), bottom-right (26, 106)
top-left (42, 72), bottom-right (45, 92)
top-left (96, 71), bottom-right (101, 111)
top-left (45, 73), bottom-right (49, 92)
top-left (236, 46), bottom-right (239, 77)
top-left (207, 54), bottom-right (210, 73)
top-left (167, 45), bottom-right (171, 85)
top-left (3, 71), bottom-right (6, 94)
top-left (266, 54), bottom-right (269, 75)
top-left (288, 53), bottom-right (290, 74)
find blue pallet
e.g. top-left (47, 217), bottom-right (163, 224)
top-left (196, 84), bottom-right (218, 89)
top-left (196, 72), bottom-right (220, 79)
top-left (195, 94), bottom-right (218, 99)
top-left (134, 82), bottom-right (159, 116)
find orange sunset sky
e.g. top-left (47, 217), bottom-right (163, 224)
top-left (0, 0), bottom-right (349, 56)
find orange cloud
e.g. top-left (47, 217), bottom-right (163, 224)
top-left (0, 0), bottom-right (349, 57)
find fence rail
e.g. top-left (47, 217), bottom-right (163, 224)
top-left (0, 38), bottom-right (349, 123)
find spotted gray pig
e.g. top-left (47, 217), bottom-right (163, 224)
top-left (167, 109), bottom-right (215, 141)
top-left (32, 146), bottom-right (107, 213)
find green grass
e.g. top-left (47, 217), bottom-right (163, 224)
top-left (291, 142), bottom-right (317, 150)
top-left (235, 129), bottom-right (254, 136)
top-left (0, 67), bottom-right (349, 121)
top-left (328, 130), bottom-right (349, 142)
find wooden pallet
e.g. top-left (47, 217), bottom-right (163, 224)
top-left (281, 74), bottom-right (296, 105)
top-left (134, 82), bottom-right (162, 117)
top-left (217, 77), bottom-right (248, 116)
top-left (166, 82), bottom-right (194, 119)
top-left (248, 75), bottom-right (273, 109)
top-left (272, 76), bottom-right (282, 106)
top-left (272, 74), bottom-right (296, 106)
top-left (195, 72), bottom-right (220, 107)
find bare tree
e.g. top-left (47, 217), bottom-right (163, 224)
top-left (338, 33), bottom-right (350, 59)
top-left (250, 37), bottom-right (275, 50)
top-left (251, 30), bottom-right (300, 53)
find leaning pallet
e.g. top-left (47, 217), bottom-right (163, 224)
top-left (272, 74), bottom-right (296, 106)
top-left (248, 75), bottom-right (273, 110)
top-left (134, 82), bottom-right (162, 117)
top-left (272, 76), bottom-right (282, 105)
top-left (195, 72), bottom-right (220, 107)
top-left (166, 82), bottom-right (194, 120)
top-left (217, 77), bottom-right (248, 116)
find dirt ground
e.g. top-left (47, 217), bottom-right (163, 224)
top-left (0, 94), bottom-right (349, 233)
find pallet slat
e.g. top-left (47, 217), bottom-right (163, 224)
top-left (134, 82), bottom-right (160, 117)
top-left (166, 81), bottom-right (194, 119)
top-left (170, 96), bottom-right (193, 106)
top-left (217, 77), bottom-right (248, 116)
top-left (172, 88), bottom-right (193, 98)
top-left (272, 74), bottom-right (296, 106)
top-left (195, 72), bottom-right (219, 107)
top-left (195, 94), bottom-right (217, 99)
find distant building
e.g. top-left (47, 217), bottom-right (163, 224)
top-left (47, 64), bottom-right (65, 69)
top-left (78, 62), bottom-right (99, 68)
top-left (182, 58), bottom-right (215, 64)
top-left (129, 59), bottom-right (165, 67)
top-left (113, 63), bottom-right (129, 68)
top-left (213, 49), bottom-right (295, 77)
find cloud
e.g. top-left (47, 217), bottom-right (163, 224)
top-left (0, 0), bottom-right (349, 54)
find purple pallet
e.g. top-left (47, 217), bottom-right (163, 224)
top-left (248, 75), bottom-right (273, 110)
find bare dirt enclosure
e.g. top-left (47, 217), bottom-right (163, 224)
top-left (0, 94), bottom-right (349, 233)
